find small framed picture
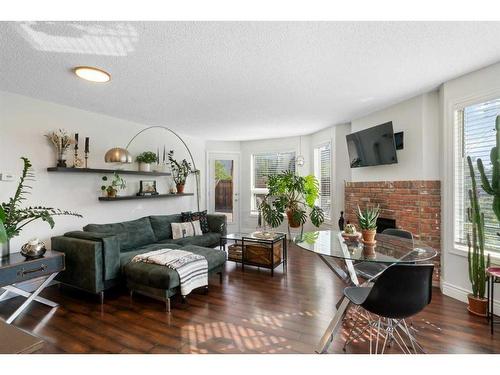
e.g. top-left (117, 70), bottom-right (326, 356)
top-left (137, 180), bottom-right (158, 196)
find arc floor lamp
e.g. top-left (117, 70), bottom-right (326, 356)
top-left (104, 125), bottom-right (201, 211)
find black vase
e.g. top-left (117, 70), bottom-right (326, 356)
top-left (338, 211), bottom-right (345, 231)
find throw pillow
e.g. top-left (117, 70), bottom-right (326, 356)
top-left (171, 220), bottom-right (203, 239)
top-left (181, 210), bottom-right (209, 233)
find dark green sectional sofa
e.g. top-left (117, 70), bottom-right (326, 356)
top-left (51, 214), bottom-right (227, 309)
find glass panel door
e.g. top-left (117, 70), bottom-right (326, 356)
top-left (208, 153), bottom-right (239, 233)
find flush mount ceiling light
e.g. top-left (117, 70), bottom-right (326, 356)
top-left (73, 66), bottom-right (111, 83)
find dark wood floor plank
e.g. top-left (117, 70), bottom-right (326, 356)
top-left (1, 242), bottom-right (499, 354)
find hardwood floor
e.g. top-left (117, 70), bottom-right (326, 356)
top-left (1, 243), bottom-right (499, 354)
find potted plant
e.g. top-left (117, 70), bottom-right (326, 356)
top-left (259, 171), bottom-right (325, 237)
top-left (101, 172), bottom-right (126, 198)
top-left (1, 157), bottom-right (82, 258)
top-left (167, 150), bottom-right (193, 193)
top-left (466, 156), bottom-right (488, 316)
top-left (136, 151), bottom-right (158, 172)
top-left (356, 205), bottom-right (380, 244)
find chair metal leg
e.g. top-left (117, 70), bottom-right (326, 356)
top-left (165, 297), bottom-right (171, 312)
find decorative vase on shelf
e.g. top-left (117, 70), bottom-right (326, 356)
top-left (57, 150), bottom-right (67, 168)
top-left (1, 240), bottom-right (10, 258)
top-left (139, 162), bottom-right (151, 172)
top-left (176, 184), bottom-right (185, 194)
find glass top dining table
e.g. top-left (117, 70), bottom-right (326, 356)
top-left (294, 230), bottom-right (437, 264)
top-left (294, 230), bottom-right (438, 353)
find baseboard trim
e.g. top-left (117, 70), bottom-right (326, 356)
top-left (441, 281), bottom-right (500, 311)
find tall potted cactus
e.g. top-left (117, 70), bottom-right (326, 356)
top-left (476, 115), bottom-right (500, 225)
top-left (466, 156), bottom-right (487, 316)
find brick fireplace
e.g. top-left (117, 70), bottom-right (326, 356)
top-left (344, 180), bottom-right (441, 282)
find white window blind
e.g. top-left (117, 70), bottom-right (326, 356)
top-left (454, 98), bottom-right (500, 252)
top-left (314, 143), bottom-right (332, 220)
top-left (251, 151), bottom-right (296, 212)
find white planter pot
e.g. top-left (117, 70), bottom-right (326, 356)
top-left (139, 163), bottom-right (151, 172)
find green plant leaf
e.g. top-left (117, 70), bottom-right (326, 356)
top-left (310, 206), bottom-right (325, 227)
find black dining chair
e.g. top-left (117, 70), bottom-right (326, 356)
top-left (353, 228), bottom-right (414, 281)
top-left (382, 228), bottom-right (414, 241)
top-left (343, 263), bottom-right (434, 354)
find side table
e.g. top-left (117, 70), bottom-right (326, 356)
top-left (220, 232), bottom-right (287, 276)
top-left (0, 251), bottom-right (65, 324)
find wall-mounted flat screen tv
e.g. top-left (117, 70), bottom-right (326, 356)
top-left (346, 121), bottom-right (398, 168)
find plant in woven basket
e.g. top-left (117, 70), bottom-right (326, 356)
top-left (0, 157), bottom-right (82, 255)
top-left (466, 156), bottom-right (488, 316)
top-left (356, 204), bottom-right (380, 243)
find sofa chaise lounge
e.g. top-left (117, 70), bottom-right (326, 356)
top-left (51, 213), bottom-right (227, 310)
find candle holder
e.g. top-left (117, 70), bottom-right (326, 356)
top-left (84, 151), bottom-right (89, 168)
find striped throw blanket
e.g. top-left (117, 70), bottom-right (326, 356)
top-left (132, 249), bottom-right (208, 296)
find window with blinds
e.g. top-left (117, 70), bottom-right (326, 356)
top-left (251, 151), bottom-right (296, 212)
top-left (454, 98), bottom-right (500, 252)
top-left (314, 143), bottom-right (332, 220)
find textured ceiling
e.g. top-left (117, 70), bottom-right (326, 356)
top-left (1, 21), bottom-right (500, 140)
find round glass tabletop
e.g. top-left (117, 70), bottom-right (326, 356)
top-left (294, 230), bottom-right (437, 263)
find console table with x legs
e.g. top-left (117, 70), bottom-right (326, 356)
top-left (0, 251), bottom-right (64, 324)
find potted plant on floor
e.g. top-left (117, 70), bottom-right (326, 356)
top-left (1, 157), bottom-right (82, 258)
top-left (168, 150), bottom-right (193, 194)
top-left (356, 205), bottom-right (380, 244)
top-left (136, 151), bottom-right (158, 172)
top-left (466, 156), bottom-right (488, 316)
top-left (259, 171), bottom-right (324, 237)
top-left (101, 172), bottom-right (126, 198)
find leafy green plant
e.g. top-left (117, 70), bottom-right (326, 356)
top-left (136, 151), bottom-right (158, 164)
top-left (477, 115), bottom-right (500, 225)
top-left (467, 156), bottom-right (486, 300)
top-left (0, 207), bottom-right (7, 244)
top-left (259, 171), bottom-right (325, 231)
top-left (100, 173), bottom-right (126, 196)
top-left (1, 157), bottom-right (82, 240)
top-left (356, 205), bottom-right (380, 230)
top-left (168, 150), bottom-right (194, 185)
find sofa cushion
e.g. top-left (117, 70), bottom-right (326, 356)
top-left (123, 245), bottom-right (226, 290)
top-left (181, 210), bottom-right (209, 233)
top-left (159, 232), bottom-right (221, 248)
top-left (84, 217), bottom-right (156, 251)
top-left (149, 214), bottom-right (182, 241)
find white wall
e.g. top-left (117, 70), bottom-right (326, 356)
top-left (440, 62), bottom-right (500, 307)
top-left (350, 92), bottom-right (440, 182)
top-left (0, 91), bottom-right (206, 252)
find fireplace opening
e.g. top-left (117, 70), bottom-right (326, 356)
top-left (377, 217), bottom-right (396, 233)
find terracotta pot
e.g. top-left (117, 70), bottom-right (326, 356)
top-left (176, 184), bottom-right (185, 194)
top-left (361, 229), bottom-right (377, 244)
top-left (468, 294), bottom-right (488, 317)
top-left (107, 189), bottom-right (117, 198)
top-left (286, 209), bottom-right (301, 228)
